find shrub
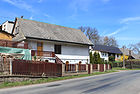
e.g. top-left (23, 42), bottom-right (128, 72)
top-left (90, 52), bottom-right (94, 64)
top-left (90, 52), bottom-right (105, 64)
top-left (109, 56), bottom-right (115, 62)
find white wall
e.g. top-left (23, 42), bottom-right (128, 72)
top-left (27, 40), bottom-right (90, 64)
top-left (92, 51), bottom-right (109, 61)
top-left (43, 42), bottom-right (54, 52)
top-left (27, 40), bottom-right (54, 51)
top-left (57, 44), bottom-right (89, 64)
top-left (28, 41), bottom-right (37, 50)
top-left (56, 54), bottom-right (89, 64)
top-left (2, 21), bottom-right (14, 34)
top-left (61, 44), bottom-right (89, 56)
top-left (115, 54), bottom-right (121, 61)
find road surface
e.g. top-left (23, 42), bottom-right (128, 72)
top-left (0, 70), bottom-right (140, 94)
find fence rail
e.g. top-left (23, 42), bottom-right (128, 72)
top-left (12, 59), bottom-right (62, 76)
top-left (31, 50), bottom-right (55, 57)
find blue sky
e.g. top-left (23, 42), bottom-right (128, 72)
top-left (0, 0), bottom-right (140, 47)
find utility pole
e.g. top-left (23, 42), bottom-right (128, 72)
top-left (123, 46), bottom-right (125, 69)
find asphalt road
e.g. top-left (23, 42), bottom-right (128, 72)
top-left (0, 70), bottom-right (140, 94)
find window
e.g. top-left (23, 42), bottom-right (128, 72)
top-left (55, 45), bottom-right (61, 54)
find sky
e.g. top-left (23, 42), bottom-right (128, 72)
top-left (0, 0), bottom-right (140, 47)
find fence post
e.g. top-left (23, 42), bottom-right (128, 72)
top-left (104, 64), bottom-right (106, 72)
top-left (9, 58), bottom-right (13, 75)
top-left (90, 64), bottom-right (93, 74)
top-left (76, 64), bottom-right (78, 72)
top-left (108, 64), bottom-right (110, 70)
top-left (86, 64), bottom-right (88, 73)
top-left (97, 64), bottom-right (100, 71)
top-left (62, 63), bottom-right (65, 76)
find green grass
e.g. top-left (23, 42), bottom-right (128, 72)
top-left (0, 70), bottom-right (117, 89)
top-left (112, 67), bottom-right (140, 70)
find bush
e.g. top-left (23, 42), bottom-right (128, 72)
top-left (109, 56), bottom-right (115, 62)
top-left (90, 52), bottom-right (105, 64)
top-left (90, 52), bottom-right (94, 64)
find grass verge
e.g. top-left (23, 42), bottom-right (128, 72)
top-left (0, 70), bottom-right (116, 89)
top-left (112, 67), bottom-right (140, 70)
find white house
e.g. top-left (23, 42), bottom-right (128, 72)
top-left (1, 21), bottom-right (14, 34)
top-left (12, 18), bottom-right (93, 64)
top-left (91, 45), bottom-right (122, 61)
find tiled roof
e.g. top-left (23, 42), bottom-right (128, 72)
top-left (93, 45), bottom-right (122, 54)
top-left (12, 18), bottom-right (93, 45)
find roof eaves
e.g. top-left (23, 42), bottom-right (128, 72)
top-left (26, 36), bottom-right (93, 46)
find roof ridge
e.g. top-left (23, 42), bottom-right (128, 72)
top-left (16, 17), bottom-right (81, 31)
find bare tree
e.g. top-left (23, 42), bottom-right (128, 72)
top-left (79, 26), bottom-right (118, 47)
top-left (103, 36), bottom-right (118, 47)
top-left (79, 26), bottom-right (100, 45)
top-left (129, 43), bottom-right (140, 54)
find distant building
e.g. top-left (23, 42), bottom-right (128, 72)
top-left (120, 48), bottom-right (140, 61)
top-left (0, 30), bottom-right (13, 40)
top-left (91, 45), bottom-right (122, 61)
top-left (1, 21), bottom-right (14, 34)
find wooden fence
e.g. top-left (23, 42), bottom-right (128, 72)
top-left (99, 64), bottom-right (104, 72)
top-left (12, 59), bottom-right (62, 76)
top-left (125, 61), bottom-right (140, 69)
top-left (93, 64), bottom-right (98, 71)
top-left (78, 64), bottom-right (86, 72)
top-left (0, 58), bottom-right (113, 77)
top-left (65, 64), bottom-right (76, 72)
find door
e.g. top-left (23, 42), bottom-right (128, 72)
top-left (37, 42), bottom-right (43, 56)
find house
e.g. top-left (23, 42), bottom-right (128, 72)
top-left (12, 18), bottom-right (93, 64)
top-left (120, 48), bottom-right (140, 61)
top-left (1, 21), bottom-right (14, 34)
top-left (91, 45), bottom-right (122, 61)
top-left (0, 30), bottom-right (13, 40)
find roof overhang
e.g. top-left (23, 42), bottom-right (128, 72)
top-left (26, 36), bottom-right (93, 46)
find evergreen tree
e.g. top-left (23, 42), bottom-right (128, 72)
top-left (89, 52), bottom-right (93, 64)
top-left (92, 52), bottom-right (104, 64)
top-left (93, 52), bottom-right (98, 64)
